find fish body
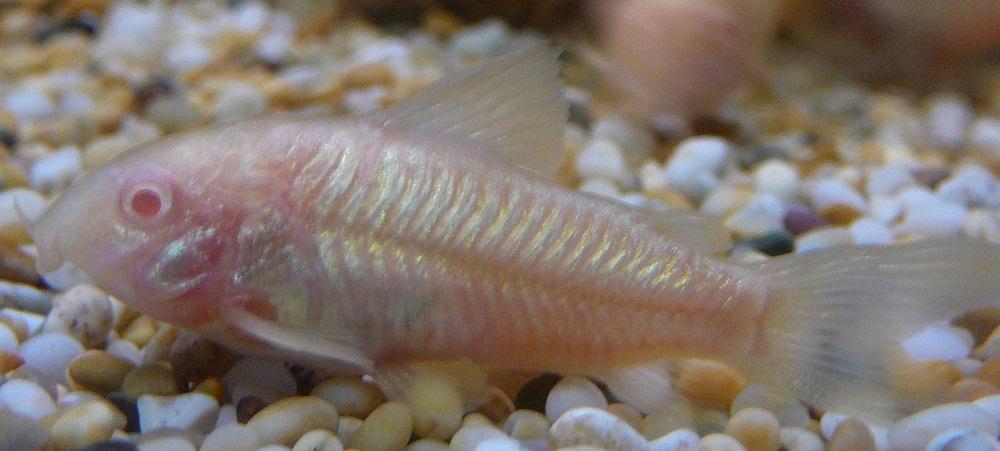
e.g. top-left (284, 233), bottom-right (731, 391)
top-left (31, 39), bottom-right (1000, 424)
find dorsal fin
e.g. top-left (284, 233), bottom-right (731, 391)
top-left (369, 37), bottom-right (568, 176)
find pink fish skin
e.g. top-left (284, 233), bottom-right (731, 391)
top-left (31, 40), bottom-right (1000, 423)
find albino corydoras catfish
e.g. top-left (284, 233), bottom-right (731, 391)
top-left (30, 39), bottom-right (1000, 428)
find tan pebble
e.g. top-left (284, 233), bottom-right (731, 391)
top-left (346, 401), bottom-right (412, 451)
top-left (406, 373), bottom-right (464, 440)
top-left (0, 239), bottom-right (40, 284)
top-left (645, 187), bottom-right (694, 210)
top-left (201, 423), bottom-right (259, 451)
top-left (292, 429), bottom-right (344, 451)
top-left (47, 400), bottom-right (126, 451)
top-left (978, 359), bottom-right (1000, 388)
top-left (952, 307), bottom-right (1000, 346)
top-left (310, 377), bottom-right (385, 418)
top-left (888, 358), bottom-right (956, 398)
top-left (778, 427), bottom-right (822, 451)
top-left (695, 409), bottom-right (729, 436)
top-left (247, 396), bottom-right (340, 447)
top-left (83, 134), bottom-right (135, 168)
top-left (475, 386), bottom-right (515, 424)
top-left (193, 377), bottom-right (225, 401)
top-left (549, 407), bottom-right (647, 451)
top-left (66, 350), bottom-right (134, 395)
top-left (0, 350), bottom-right (22, 372)
top-left (947, 378), bottom-right (1000, 402)
top-left (676, 360), bottom-right (745, 411)
top-left (404, 438), bottom-right (449, 451)
top-left (449, 424), bottom-right (508, 451)
top-left (341, 62), bottom-right (395, 89)
top-left (121, 364), bottom-right (179, 400)
top-left (168, 331), bottom-right (237, 385)
top-left (140, 324), bottom-right (177, 365)
top-left (641, 400), bottom-right (696, 440)
top-left (332, 417), bottom-right (362, 446)
top-left (723, 408), bottom-right (779, 451)
top-left (503, 409), bottom-right (550, 440)
top-left (974, 324), bottom-right (1000, 359)
top-left (827, 418), bottom-right (876, 451)
top-left (42, 284), bottom-right (113, 349)
top-left (606, 403), bottom-right (643, 429)
top-left (700, 433), bottom-right (747, 451)
top-left (122, 315), bottom-right (157, 348)
top-left (462, 412), bottom-right (494, 427)
top-left (0, 312), bottom-right (29, 342)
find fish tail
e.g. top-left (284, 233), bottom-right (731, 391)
top-left (743, 239), bottom-right (1000, 422)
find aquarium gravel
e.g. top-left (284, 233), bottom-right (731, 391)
top-left (2, 1), bottom-right (1000, 451)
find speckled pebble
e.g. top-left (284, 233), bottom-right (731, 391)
top-left (292, 429), bottom-right (344, 451)
top-left (43, 284), bottom-right (114, 349)
top-left (48, 400), bottom-right (127, 451)
top-left (18, 331), bottom-right (83, 384)
top-left (546, 376), bottom-right (609, 422)
top-left (549, 407), bottom-right (649, 451)
top-left (827, 418), bottom-right (876, 451)
top-left (926, 427), bottom-right (1000, 451)
top-left (346, 401), bottom-right (412, 451)
top-left (648, 428), bottom-right (700, 451)
top-left (223, 357), bottom-right (297, 404)
top-left (889, 403), bottom-right (999, 451)
top-left (0, 378), bottom-right (56, 420)
top-left (497, 410), bottom-right (545, 443)
top-left (137, 392), bottom-right (219, 433)
top-left (247, 396), bottom-right (340, 447)
top-left (700, 433), bottom-right (747, 451)
top-left (311, 377), bottom-right (385, 418)
top-left (121, 364), bottom-right (179, 400)
top-left (778, 427), bottom-right (823, 451)
top-left (640, 401), bottom-right (696, 440)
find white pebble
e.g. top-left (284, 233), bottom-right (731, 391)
top-left (926, 427), bottom-right (1000, 451)
top-left (0, 379), bottom-right (56, 420)
top-left (503, 410), bottom-right (550, 441)
top-left (896, 186), bottom-right (940, 212)
top-left (137, 436), bottom-right (196, 451)
top-left (94, 3), bottom-right (164, 60)
top-left (549, 407), bottom-right (649, 451)
top-left (232, 1), bottom-right (270, 31)
top-left (165, 40), bottom-right (213, 73)
top-left (0, 189), bottom-right (47, 229)
top-left (724, 194), bottom-right (786, 236)
top-left (18, 332), bottom-right (84, 384)
top-left (342, 87), bottom-right (387, 115)
top-left (897, 202), bottom-right (968, 237)
top-left (450, 424), bottom-right (509, 451)
top-left (869, 195), bottom-right (902, 224)
top-left (546, 376), bottom-right (608, 422)
top-left (592, 116), bottom-right (655, 163)
top-left (889, 403), bottom-right (1000, 451)
top-left (955, 358), bottom-right (984, 377)
top-left (938, 165), bottom-right (1000, 208)
top-left (970, 117), bottom-right (1000, 155)
top-left (849, 218), bottom-right (894, 245)
top-left (974, 395), bottom-right (1000, 422)
top-left (664, 136), bottom-right (729, 201)
top-left (0, 322), bottom-right (17, 353)
top-left (640, 162), bottom-right (668, 191)
top-left (926, 93), bottom-right (973, 150)
top-left (29, 146), bottom-right (83, 192)
top-left (754, 159), bottom-right (800, 201)
top-left (138, 392), bottom-right (219, 433)
top-left (222, 357), bottom-right (296, 403)
top-left (292, 429), bottom-right (344, 451)
top-left (808, 179), bottom-right (867, 212)
top-left (472, 437), bottom-right (524, 451)
top-left (866, 165), bottom-right (915, 197)
top-left (578, 178), bottom-right (620, 199)
top-left (4, 86), bottom-right (56, 121)
top-left (649, 428), bottom-right (700, 451)
top-left (730, 384), bottom-right (809, 427)
top-left (779, 427), bottom-right (823, 451)
top-left (258, 32), bottom-right (292, 64)
top-left (59, 90), bottom-right (94, 117)
top-left (106, 338), bottom-right (142, 365)
top-left (576, 139), bottom-right (629, 183)
top-left (215, 403), bottom-right (237, 428)
top-left (41, 261), bottom-right (96, 291)
top-left (449, 19), bottom-right (511, 56)
top-left (214, 82), bottom-right (267, 123)
top-left (903, 324), bottom-right (973, 361)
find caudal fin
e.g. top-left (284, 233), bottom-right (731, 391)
top-left (746, 239), bottom-right (1000, 422)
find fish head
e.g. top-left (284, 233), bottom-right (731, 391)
top-left (31, 130), bottom-right (243, 325)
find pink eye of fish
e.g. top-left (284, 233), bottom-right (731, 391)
top-left (121, 181), bottom-right (172, 222)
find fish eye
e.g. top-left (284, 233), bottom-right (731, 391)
top-left (121, 181), bottom-right (172, 222)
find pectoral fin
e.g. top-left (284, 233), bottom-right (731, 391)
top-left (374, 360), bottom-right (490, 440)
top-left (223, 307), bottom-right (374, 375)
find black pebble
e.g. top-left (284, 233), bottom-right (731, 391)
top-left (106, 393), bottom-right (140, 433)
top-left (0, 128), bottom-right (18, 150)
top-left (514, 373), bottom-right (561, 413)
top-left (568, 102), bottom-right (592, 128)
top-left (75, 439), bottom-right (138, 451)
top-left (741, 230), bottom-right (795, 256)
top-left (35, 14), bottom-right (100, 42)
top-left (236, 395), bottom-right (268, 423)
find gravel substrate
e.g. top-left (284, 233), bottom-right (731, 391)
top-left (3, 1), bottom-right (1000, 451)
